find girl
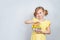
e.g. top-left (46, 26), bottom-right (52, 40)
top-left (25, 7), bottom-right (51, 40)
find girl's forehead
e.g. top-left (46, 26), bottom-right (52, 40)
top-left (37, 9), bottom-right (43, 12)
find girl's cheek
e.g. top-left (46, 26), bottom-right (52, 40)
top-left (38, 14), bottom-right (41, 16)
top-left (36, 14), bottom-right (39, 16)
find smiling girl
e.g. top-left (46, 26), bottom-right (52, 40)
top-left (25, 6), bottom-right (51, 40)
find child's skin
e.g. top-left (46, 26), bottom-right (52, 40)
top-left (25, 8), bottom-right (51, 34)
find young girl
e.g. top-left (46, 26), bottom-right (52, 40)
top-left (25, 7), bottom-right (51, 40)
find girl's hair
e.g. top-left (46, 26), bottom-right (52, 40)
top-left (34, 6), bottom-right (44, 17)
top-left (44, 10), bottom-right (48, 16)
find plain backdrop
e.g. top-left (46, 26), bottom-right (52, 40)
top-left (0, 0), bottom-right (60, 40)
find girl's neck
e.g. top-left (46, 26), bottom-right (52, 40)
top-left (37, 17), bottom-right (46, 22)
top-left (35, 17), bottom-right (45, 21)
top-left (37, 17), bottom-right (44, 20)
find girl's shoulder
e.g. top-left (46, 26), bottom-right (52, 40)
top-left (32, 17), bottom-right (38, 20)
top-left (32, 17), bottom-right (38, 22)
top-left (45, 19), bottom-right (51, 24)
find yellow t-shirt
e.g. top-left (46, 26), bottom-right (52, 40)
top-left (31, 17), bottom-right (51, 40)
top-left (32, 17), bottom-right (50, 32)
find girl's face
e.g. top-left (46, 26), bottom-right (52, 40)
top-left (36, 9), bottom-right (44, 19)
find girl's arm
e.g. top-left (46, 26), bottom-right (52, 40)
top-left (24, 20), bottom-right (34, 24)
top-left (41, 25), bottom-right (51, 34)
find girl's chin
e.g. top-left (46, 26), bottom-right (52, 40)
top-left (39, 16), bottom-right (44, 18)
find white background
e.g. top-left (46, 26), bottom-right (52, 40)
top-left (0, 0), bottom-right (60, 40)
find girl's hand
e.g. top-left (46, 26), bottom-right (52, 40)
top-left (35, 28), bottom-right (42, 33)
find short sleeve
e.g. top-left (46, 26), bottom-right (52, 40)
top-left (46, 20), bottom-right (51, 27)
top-left (48, 20), bottom-right (50, 24)
top-left (32, 17), bottom-right (38, 22)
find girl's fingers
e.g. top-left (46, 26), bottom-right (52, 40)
top-left (35, 29), bottom-right (41, 33)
